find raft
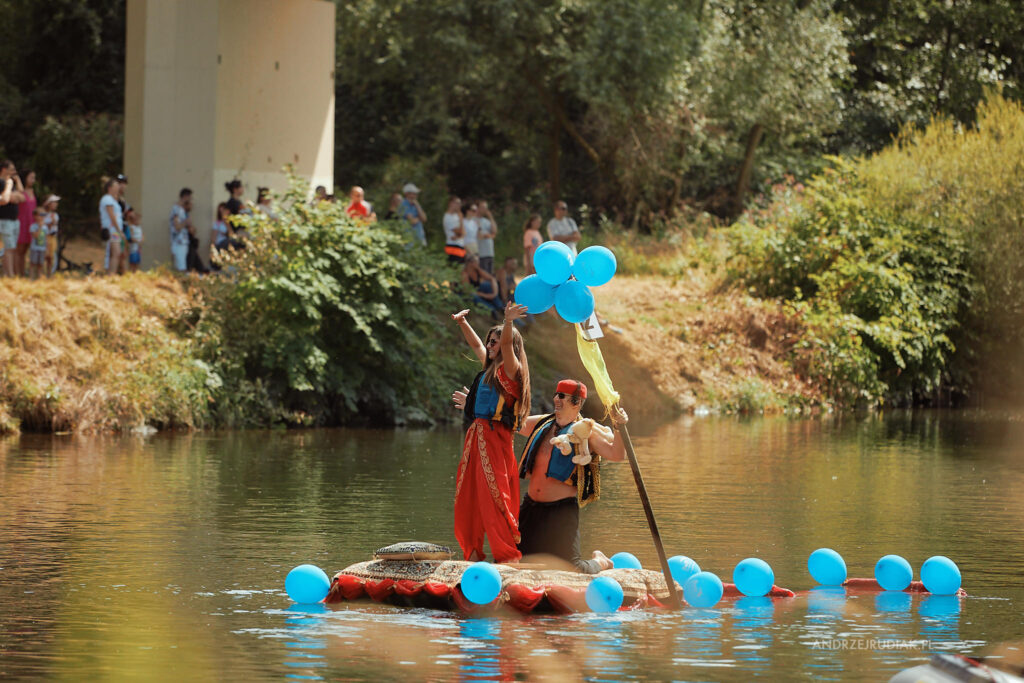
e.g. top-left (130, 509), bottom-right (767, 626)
top-left (324, 559), bottom-right (796, 614)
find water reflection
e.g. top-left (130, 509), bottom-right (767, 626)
top-left (283, 604), bottom-right (328, 680)
top-left (731, 596), bottom-right (775, 667)
top-left (1, 412), bottom-right (1023, 680)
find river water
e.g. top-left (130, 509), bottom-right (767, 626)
top-left (2, 412), bottom-right (1022, 681)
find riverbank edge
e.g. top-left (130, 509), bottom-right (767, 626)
top-left (0, 260), bottom-right (828, 436)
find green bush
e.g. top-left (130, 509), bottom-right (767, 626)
top-left (728, 163), bottom-right (970, 406)
top-left (194, 174), bottom-right (470, 427)
top-left (729, 93), bottom-right (1024, 405)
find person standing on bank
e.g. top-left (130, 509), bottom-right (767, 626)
top-left (399, 183), bottom-right (427, 246)
top-left (0, 161), bottom-right (26, 277)
top-left (15, 169), bottom-right (37, 276)
top-left (476, 200), bottom-right (497, 273)
top-left (547, 200), bottom-right (581, 256)
top-left (442, 196), bottom-right (466, 263)
top-left (450, 301), bottom-right (532, 563)
top-left (99, 178), bottom-right (125, 275)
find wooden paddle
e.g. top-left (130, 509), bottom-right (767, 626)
top-left (616, 417), bottom-right (683, 609)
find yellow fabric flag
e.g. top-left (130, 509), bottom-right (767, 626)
top-left (575, 324), bottom-right (620, 411)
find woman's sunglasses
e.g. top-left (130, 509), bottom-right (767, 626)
top-left (554, 392), bottom-right (581, 405)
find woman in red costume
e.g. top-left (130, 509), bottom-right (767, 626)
top-left (450, 301), bottom-right (531, 563)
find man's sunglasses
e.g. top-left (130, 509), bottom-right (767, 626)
top-left (554, 392), bottom-right (581, 405)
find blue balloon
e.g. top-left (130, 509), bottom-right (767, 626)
top-left (514, 274), bottom-right (557, 313)
top-left (285, 564), bottom-right (331, 604)
top-left (668, 556), bottom-right (701, 588)
top-left (534, 241), bottom-right (574, 285)
top-left (808, 548), bottom-right (848, 586)
top-left (683, 571), bottom-right (724, 608)
top-left (875, 554), bottom-right (913, 591)
top-left (920, 556), bottom-right (961, 596)
top-left (610, 552), bottom-right (642, 570)
top-left (586, 576), bottom-right (624, 613)
top-left (554, 280), bottom-right (595, 324)
top-left (733, 558), bottom-right (775, 597)
top-left (572, 246), bottom-right (617, 287)
top-left (460, 562), bottom-right (502, 605)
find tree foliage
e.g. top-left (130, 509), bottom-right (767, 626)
top-left (729, 94), bottom-right (1024, 405)
top-left (193, 174), bottom-right (470, 426)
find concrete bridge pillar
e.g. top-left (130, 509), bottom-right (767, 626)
top-left (124, 0), bottom-right (335, 268)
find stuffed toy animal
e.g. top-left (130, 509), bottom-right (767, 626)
top-left (548, 419), bottom-right (616, 466)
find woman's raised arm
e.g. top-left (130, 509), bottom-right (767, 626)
top-left (452, 309), bottom-right (487, 365)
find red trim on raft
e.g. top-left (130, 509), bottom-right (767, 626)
top-left (722, 583), bottom-right (796, 598)
top-left (842, 578), bottom-right (968, 597)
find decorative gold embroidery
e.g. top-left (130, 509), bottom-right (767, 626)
top-left (474, 422), bottom-right (522, 543)
top-left (454, 426), bottom-right (474, 501)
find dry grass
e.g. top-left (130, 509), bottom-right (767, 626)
top-left (582, 269), bottom-right (822, 414)
top-left (0, 271), bottom-right (211, 434)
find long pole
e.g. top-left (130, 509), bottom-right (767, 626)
top-left (618, 421), bottom-right (682, 609)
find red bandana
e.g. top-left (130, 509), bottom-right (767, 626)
top-left (556, 379), bottom-right (587, 400)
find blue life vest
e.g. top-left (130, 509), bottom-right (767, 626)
top-left (462, 370), bottom-right (518, 432)
top-left (518, 415), bottom-right (578, 484)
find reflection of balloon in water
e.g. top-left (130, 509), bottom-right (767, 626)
top-left (534, 241), bottom-right (574, 285)
top-left (572, 246), bottom-right (617, 287)
top-left (610, 552), bottom-right (642, 570)
top-left (874, 590), bottom-right (912, 613)
top-left (806, 586), bottom-right (847, 617)
top-left (919, 594), bottom-right (961, 620)
top-left (586, 576), bottom-right (625, 612)
top-left (920, 556), bottom-right (962, 595)
top-left (285, 564), bottom-right (331, 604)
top-left (733, 558), bottom-right (775, 597)
top-left (875, 554), bottom-right (913, 591)
top-left (808, 548), bottom-right (847, 586)
top-left (460, 562), bottom-right (503, 605)
top-left (554, 280), bottom-right (595, 324)
top-left (514, 274), bottom-right (557, 313)
top-left (683, 571), bottom-right (724, 608)
top-left (668, 556), bottom-right (701, 588)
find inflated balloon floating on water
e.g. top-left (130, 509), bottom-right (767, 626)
top-left (460, 561), bottom-right (503, 605)
top-left (610, 551), bottom-right (642, 570)
top-left (733, 558), bottom-right (775, 597)
top-left (515, 243), bottom-right (617, 323)
top-left (286, 564), bottom-right (331, 604)
top-left (586, 576), bottom-right (625, 613)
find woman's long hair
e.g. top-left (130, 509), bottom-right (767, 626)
top-left (483, 324), bottom-right (531, 428)
top-left (522, 213), bottom-right (541, 231)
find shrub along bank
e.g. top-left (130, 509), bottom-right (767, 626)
top-left (726, 94), bottom-right (1024, 406)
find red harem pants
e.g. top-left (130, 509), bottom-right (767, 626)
top-left (454, 419), bottom-right (522, 563)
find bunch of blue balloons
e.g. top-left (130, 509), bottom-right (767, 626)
top-left (514, 243), bottom-right (617, 323)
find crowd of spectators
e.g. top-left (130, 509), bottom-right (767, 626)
top-left (0, 160), bottom-right (61, 279)
top-left (3, 162), bottom-right (583, 300)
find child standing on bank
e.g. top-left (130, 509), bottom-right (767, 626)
top-left (42, 195), bottom-right (60, 275)
top-left (28, 208), bottom-right (47, 278)
top-left (125, 208), bottom-right (144, 272)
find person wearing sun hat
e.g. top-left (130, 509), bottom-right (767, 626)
top-left (398, 182), bottom-right (426, 246)
top-left (41, 194), bottom-right (60, 275)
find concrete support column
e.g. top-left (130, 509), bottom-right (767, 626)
top-left (125, 0), bottom-right (335, 269)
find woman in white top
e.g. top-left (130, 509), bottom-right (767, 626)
top-left (442, 196), bottom-right (466, 263)
top-left (99, 178), bottom-right (124, 275)
top-left (462, 202), bottom-right (480, 257)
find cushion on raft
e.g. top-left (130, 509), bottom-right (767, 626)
top-left (373, 541), bottom-right (453, 561)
